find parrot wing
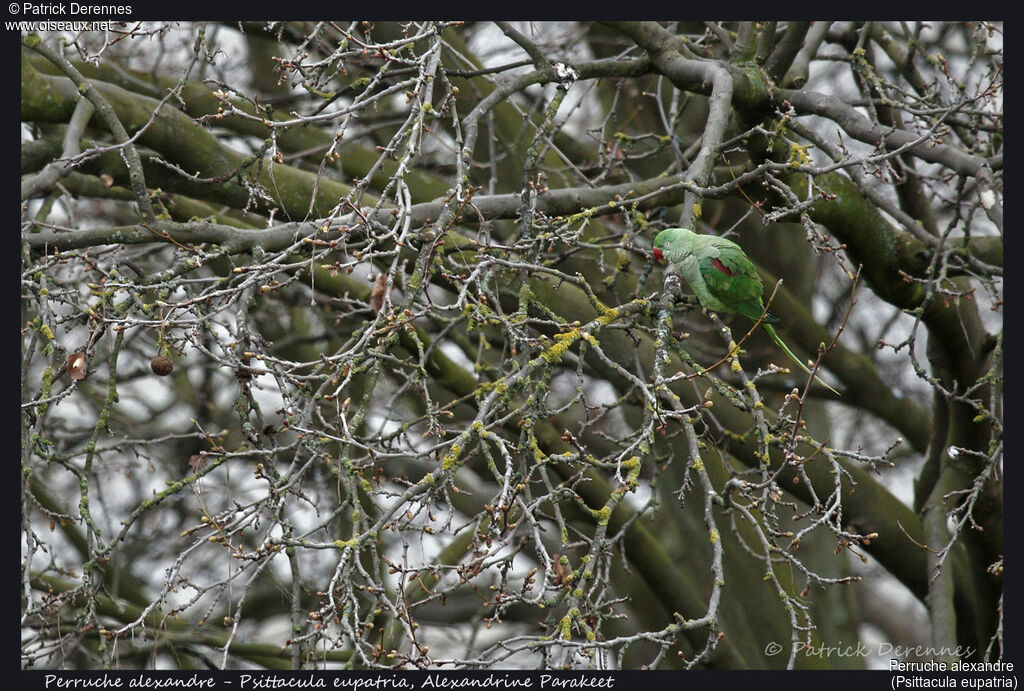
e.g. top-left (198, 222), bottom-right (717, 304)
top-left (697, 245), bottom-right (777, 323)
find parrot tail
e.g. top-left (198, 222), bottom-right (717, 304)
top-left (762, 323), bottom-right (841, 396)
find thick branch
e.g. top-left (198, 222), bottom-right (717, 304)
top-left (776, 87), bottom-right (1000, 178)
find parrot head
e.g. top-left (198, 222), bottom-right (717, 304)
top-left (652, 229), bottom-right (668, 263)
top-left (652, 227), bottom-right (691, 264)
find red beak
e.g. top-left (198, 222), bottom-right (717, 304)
top-left (652, 247), bottom-right (664, 263)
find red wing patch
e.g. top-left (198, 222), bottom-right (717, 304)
top-left (710, 258), bottom-right (735, 276)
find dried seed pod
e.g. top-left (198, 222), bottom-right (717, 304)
top-left (67, 352), bottom-right (87, 380)
top-left (235, 354), bottom-right (253, 382)
top-left (188, 454), bottom-right (207, 473)
top-left (150, 355), bottom-right (174, 376)
top-left (370, 273), bottom-right (389, 312)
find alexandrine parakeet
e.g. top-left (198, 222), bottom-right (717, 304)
top-left (653, 227), bottom-right (840, 396)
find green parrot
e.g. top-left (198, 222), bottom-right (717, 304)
top-left (652, 227), bottom-right (840, 396)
